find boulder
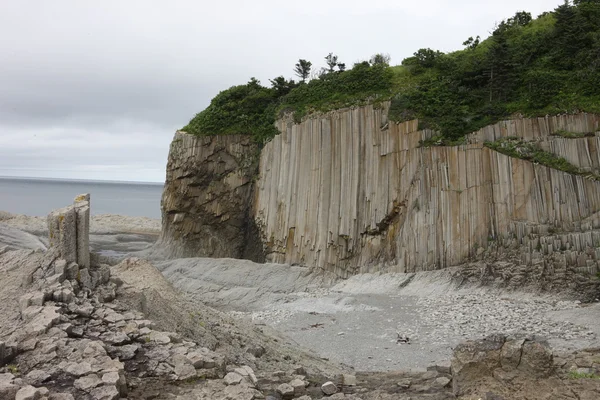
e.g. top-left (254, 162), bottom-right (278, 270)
top-left (452, 335), bottom-right (555, 396)
top-left (276, 383), bottom-right (294, 398)
top-left (321, 381), bottom-right (338, 395)
top-left (518, 340), bottom-right (553, 378)
top-left (224, 372), bottom-right (244, 385)
top-left (290, 378), bottom-right (306, 395)
top-left (452, 334), bottom-right (505, 395)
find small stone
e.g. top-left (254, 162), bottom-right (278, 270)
top-left (290, 378), bottom-right (306, 395)
top-left (90, 385), bottom-right (119, 400)
top-left (62, 361), bottom-right (93, 377)
top-left (224, 372), bottom-right (244, 385)
top-left (65, 262), bottom-right (79, 280)
top-left (321, 381), bottom-right (338, 395)
top-left (67, 325), bottom-right (84, 338)
top-left (0, 373), bottom-right (15, 383)
top-left (0, 382), bottom-right (19, 400)
top-left (277, 383), bottom-right (294, 398)
top-left (49, 394), bottom-right (75, 400)
top-left (71, 303), bottom-right (94, 318)
top-left (74, 374), bottom-right (102, 392)
top-left (148, 331), bottom-right (170, 344)
top-left (135, 320), bottom-right (154, 329)
top-left (91, 356), bottom-right (124, 373)
top-left (293, 366), bottom-right (306, 375)
top-left (53, 288), bottom-right (74, 303)
top-left (18, 338), bottom-right (38, 352)
top-left (83, 341), bottom-right (107, 358)
top-left (113, 344), bottom-right (138, 360)
top-left (20, 306), bottom-right (42, 321)
top-left (25, 306), bottom-right (61, 336)
top-left (246, 345), bottom-right (266, 358)
top-left (341, 374), bottom-right (356, 386)
top-left (101, 332), bottom-right (130, 346)
top-left (54, 259), bottom-right (67, 276)
top-left (25, 369), bottom-right (50, 385)
top-left (434, 377), bottom-right (451, 387)
top-left (103, 313), bottom-right (124, 324)
top-left (101, 372), bottom-right (120, 385)
top-left (46, 273), bottom-right (65, 285)
top-left (174, 363), bottom-right (197, 381)
top-left (102, 372), bottom-right (127, 396)
top-left (241, 366), bottom-right (258, 386)
top-left (15, 385), bottom-right (49, 400)
top-left (187, 351), bottom-right (205, 369)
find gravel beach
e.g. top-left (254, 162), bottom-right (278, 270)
top-left (156, 257), bottom-right (600, 372)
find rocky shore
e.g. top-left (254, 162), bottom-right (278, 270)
top-left (0, 211), bottom-right (160, 258)
top-left (1, 197), bottom-right (600, 399)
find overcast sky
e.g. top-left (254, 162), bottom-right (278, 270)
top-left (0, 0), bottom-right (561, 183)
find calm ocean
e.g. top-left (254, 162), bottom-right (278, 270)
top-left (0, 177), bottom-right (164, 218)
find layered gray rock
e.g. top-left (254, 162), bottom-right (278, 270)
top-left (156, 133), bottom-right (264, 261)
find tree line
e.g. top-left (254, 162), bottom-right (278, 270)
top-left (183, 0), bottom-right (600, 143)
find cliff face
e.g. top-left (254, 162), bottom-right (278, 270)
top-left (160, 104), bottom-right (600, 294)
top-left (157, 132), bottom-right (263, 261)
top-left (254, 106), bottom-right (600, 279)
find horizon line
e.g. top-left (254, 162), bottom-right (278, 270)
top-left (0, 175), bottom-right (164, 185)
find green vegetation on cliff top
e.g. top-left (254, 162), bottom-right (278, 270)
top-left (183, 1), bottom-right (600, 143)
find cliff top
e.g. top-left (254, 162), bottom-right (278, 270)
top-left (182, 1), bottom-right (600, 144)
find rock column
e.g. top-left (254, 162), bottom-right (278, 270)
top-left (74, 194), bottom-right (90, 268)
top-left (47, 194), bottom-right (90, 266)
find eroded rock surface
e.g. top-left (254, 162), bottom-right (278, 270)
top-left (156, 132), bottom-right (264, 261)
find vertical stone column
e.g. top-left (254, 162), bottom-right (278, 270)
top-left (47, 206), bottom-right (78, 263)
top-left (74, 194), bottom-right (90, 268)
top-left (47, 193), bottom-right (90, 266)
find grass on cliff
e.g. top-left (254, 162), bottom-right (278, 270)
top-left (568, 370), bottom-right (600, 380)
top-left (182, 1), bottom-right (600, 144)
top-left (485, 137), bottom-right (600, 179)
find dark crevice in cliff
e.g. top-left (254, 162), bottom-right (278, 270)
top-left (241, 213), bottom-right (266, 263)
top-left (362, 200), bottom-right (406, 236)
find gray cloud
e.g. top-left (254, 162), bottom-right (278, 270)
top-left (0, 0), bottom-right (561, 182)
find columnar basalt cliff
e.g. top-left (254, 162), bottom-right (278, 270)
top-left (160, 103), bottom-right (600, 294)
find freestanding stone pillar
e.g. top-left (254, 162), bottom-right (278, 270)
top-left (74, 194), bottom-right (90, 268)
top-left (47, 194), bottom-right (90, 267)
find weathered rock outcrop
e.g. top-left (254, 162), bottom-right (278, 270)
top-left (47, 194), bottom-right (90, 268)
top-left (157, 132), bottom-right (264, 261)
top-left (160, 104), bottom-right (600, 294)
top-left (451, 334), bottom-right (600, 399)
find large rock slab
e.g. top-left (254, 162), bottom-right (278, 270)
top-left (452, 335), bottom-right (554, 396)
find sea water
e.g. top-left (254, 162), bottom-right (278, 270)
top-left (0, 176), bottom-right (163, 218)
